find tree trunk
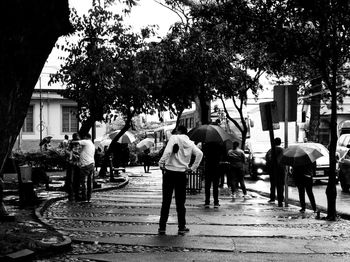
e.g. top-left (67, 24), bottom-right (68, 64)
top-left (308, 77), bottom-right (322, 142)
top-left (194, 92), bottom-right (211, 125)
top-left (326, 86), bottom-right (338, 221)
top-left (98, 113), bottom-right (133, 179)
top-left (79, 117), bottom-right (96, 137)
top-left (0, 0), bottom-right (72, 216)
top-left (175, 110), bottom-right (184, 128)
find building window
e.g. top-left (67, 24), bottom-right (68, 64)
top-left (62, 106), bottom-right (78, 133)
top-left (23, 105), bottom-right (34, 132)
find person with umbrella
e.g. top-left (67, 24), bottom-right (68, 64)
top-left (282, 144), bottom-right (321, 213)
top-left (137, 138), bottom-right (155, 173)
top-left (292, 162), bottom-right (317, 213)
top-left (40, 136), bottom-right (52, 151)
top-left (158, 125), bottom-right (203, 235)
top-left (203, 142), bottom-right (225, 208)
top-left (142, 148), bottom-right (151, 173)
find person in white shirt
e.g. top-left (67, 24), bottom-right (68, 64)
top-left (76, 133), bottom-right (95, 202)
top-left (158, 125), bottom-right (203, 235)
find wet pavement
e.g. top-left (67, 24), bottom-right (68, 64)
top-left (245, 174), bottom-right (350, 218)
top-left (33, 166), bottom-right (350, 261)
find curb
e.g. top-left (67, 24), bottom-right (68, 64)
top-left (4, 175), bottom-right (129, 261)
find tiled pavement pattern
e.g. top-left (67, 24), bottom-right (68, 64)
top-left (37, 166), bottom-right (350, 262)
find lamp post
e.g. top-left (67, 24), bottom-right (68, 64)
top-left (39, 76), bottom-right (43, 151)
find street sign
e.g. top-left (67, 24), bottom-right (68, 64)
top-left (273, 85), bottom-right (297, 122)
top-left (259, 101), bottom-right (280, 131)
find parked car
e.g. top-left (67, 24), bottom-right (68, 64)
top-left (336, 133), bottom-right (350, 160)
top-left (245, 142), bottom-right (269, 179)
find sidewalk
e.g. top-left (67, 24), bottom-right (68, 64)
top-left (40, 166), bottom-right (350, 261)
top-left (2, 166), bottom-right (350, 261)
top-left (0, 171), bottom-right (129, 261)
top-left (245, 176), bottom-right (350, 219)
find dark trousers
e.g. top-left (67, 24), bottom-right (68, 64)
top-left (143, 158), bottom-right (151, 173)
top-left (219, 163), bottom-right (230, 187)
top-left (159, 170), bottom-right (187, 230)
top-left (204, 164), bottom-right (220, 205)
top-left (230, 166), bottom-right (247, 195)
top-left (80, 163), bottom-right (94, 201)
top-left (296, 176), bottom-right (316, 211)
top-left (268, 169), bottom-right (285, 205)
top-left (66, 165), bottom-right (80, 201)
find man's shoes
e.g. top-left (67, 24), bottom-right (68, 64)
top-left (278, 202), bottom-right (283, 207)
top-left (204, 203), bottom-right (210, 208)
top-left (268, 199), bottom-right (275, 203)
top-left (158, 228), bottom-right (166, 235)
top-left (178, 227), bottom-right (190, 235)
top-left (214, 203), bottom-right (220, 208)
top-left (299, 208), bottom-right (305, 213)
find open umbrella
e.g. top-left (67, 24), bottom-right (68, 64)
top-left (136, 138), bottom-right (155, 151)
top-left (281, 143), bottom-right (324, 167)
top-left (39, 136), bottom-right (52, 146)
top-left (188, 124), bottom-right (232, 144)
top-left (108, 130), bottom-right (136, 144)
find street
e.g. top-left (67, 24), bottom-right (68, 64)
top-left (34, 166), bottom-right (350, 262)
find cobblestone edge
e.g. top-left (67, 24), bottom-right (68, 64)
top-left (23, 175), bottom-right (130, 261)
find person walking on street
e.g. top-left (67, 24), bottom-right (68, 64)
top-left (158, 125), bottom-right (203, 236)
top-left (228, 141), bottom-right (247, 198)
top-left (75, 133), bottom-right (95, 202)
top-left (265, 137), bottom-right (286, 207)
top-left (143, 148), bottom-right (151, 173)
top-left (292, 162), bottom-right (317, 213)
top-left (203, 142), bottom-right (224, 208)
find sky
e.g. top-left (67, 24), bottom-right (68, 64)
top-left (68, 0), bottom-right (180, 36)
top-left (45, 0), bottom-right (180, 72)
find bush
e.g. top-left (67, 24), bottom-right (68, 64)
top-left (13, 149), bottom-right (69, 171)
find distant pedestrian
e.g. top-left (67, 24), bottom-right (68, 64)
top-left (65, 133), bottom-right (81, 201)
top-left (158, 125), bottom-right (203, 235)
top-left (228, 141), bottom-right (247, 198)
top-left (265, 137), bottom-right (286, 207)
top-left (60, 134), bottom-right (69, 149)
top-left (292, 162), bottom-right (317, 213)
top-left (143, 148), bottom-right (151, 173)
top-left (203, 142), bottom-right (224, 208)
top-left (75, 133), bottom-right (95, 202)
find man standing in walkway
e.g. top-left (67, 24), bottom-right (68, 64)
top-left (265, 137), bottom-right (286, 207)
top-left (158, 125), bottom-right (203, 235)
top-left (76, 133), bottom-right (95, 202)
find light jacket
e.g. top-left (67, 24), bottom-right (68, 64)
top-left (159, 134), bottom-right (203, 172)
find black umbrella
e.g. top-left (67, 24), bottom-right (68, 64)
top-left (39, 136), bottom-right (52, 146)
top-left (188, 124), bottom-right (233, 144)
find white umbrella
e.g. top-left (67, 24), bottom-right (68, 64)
top-left (108, 130), bottom-right (136, 144)
top-left (136, 138), bottom-right (155, 151)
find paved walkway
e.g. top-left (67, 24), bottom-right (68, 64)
top-left (245, 175), bottom-right (350, 218)
top-left (37, 166), bottom-right (350, 261)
